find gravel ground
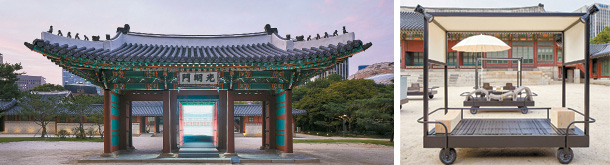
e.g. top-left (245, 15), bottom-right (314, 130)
top-left (0, 133), bottom-right (393, 164)
top-left (400, 84), bottom-right (610, 164)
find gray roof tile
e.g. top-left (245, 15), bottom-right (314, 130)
top-left (400, 12), bottom-right (424, 31)
top-left (591, 43), bottom-right (610, 58)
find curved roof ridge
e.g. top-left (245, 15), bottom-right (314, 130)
top-left (127, 31), bottom-right (268, 38)
top-left (400, 4), bottom-right (545, 13)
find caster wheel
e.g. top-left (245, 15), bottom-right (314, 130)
top-left (519, 106), bottom-right (528, 114)
top-left (439, 148), bottom-right (457, 164)
top-left (557, 147), bottom-right (573, 164)
top-left (429, 95), bottom-right (434, 99)
top-left (470, 106), bottom-right (479, 114)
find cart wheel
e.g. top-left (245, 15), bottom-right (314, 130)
top-left (519, 106), bottom-right (528, 114)
top-left (439, 148), bottom-right (457, 164)
top-left (429, 95), bottom-right (434, 99)
top-left (556, 147), bottom-right (573, 164)
top-left (470, 106), bottom-right (479, 114)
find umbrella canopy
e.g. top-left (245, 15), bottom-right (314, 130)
top-left (451, 34), bottom-right (510, 52)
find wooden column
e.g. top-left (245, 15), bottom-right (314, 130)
top-left (226, 90), bottom-right (235, 153)
top-left (268, 93), bottom-right (277, 149)
top-left (140, 116), bottom-right (146, 134)
top-left (261, 101), bottom-right (267, 149)
top-left (162, 90), bottom-right (171, 154)
top-left (401, 40), bottom-right (407, 69)
top-left (128, 101), bottom-right (134, 149)
top-left (278, 90), bottom-right (294, 153)
top-left (170, 91), bottom-right (178, 151)
top-left (118, 95), bottom-right (128, 150)
top-left (216, 91), bottom-right (227, 151)
top-left (155, 117), bottom-right (160, 133)
top-left (103, 90), bottom-right (121, 155)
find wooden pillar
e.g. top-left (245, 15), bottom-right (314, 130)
top-left (162, 90), bottom-right (172, 154)
top-left (275, 90), bottom-right (293, 153)
top-left (128, 101), bottom-right (134, 149)
top-left (103, 90), bottom-right (120, 155)
top-left (170, 91), bottom-right (178, 151)
top-left (261, 101), bottom-right (267, 149)
top-left (226, 90), bottom-right (235, 153)
top-left (240, 117), bottom-right (245, 133)
top-left (268, 94), bottom-right (277, 149)
top-left (118, 95), bottom-right (128, 150)
top-left (217, 91), bottom-right (227, 151)
top-left (155, 117), bottom-right (160, 133)
top-left (140, 116), bottom-right (146, 134)
top-left (401, 40), bottom-right (407, 69)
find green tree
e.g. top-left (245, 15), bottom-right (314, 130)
top-left (591, 26), bottom-right (610, 44)
top-left (31, 83), bottom-right (65, 92)
top-left (86, 104), bottom-right (104, 138)
top-left (295, 76), bottom-right (381, 134)
top-left (63, 95), bottom-right (96, 138)
top-left (18, 92), bottom-right (64, 137)
top-left (0, 63), bottom-right (24, 100)
top-left (352, 84), bottom-right (394, 141)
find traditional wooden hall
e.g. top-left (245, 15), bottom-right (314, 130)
top-left (23, 24), bottom-right (371, 158)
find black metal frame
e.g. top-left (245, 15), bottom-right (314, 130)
top-left (415, 5), bottom-right (598, 163)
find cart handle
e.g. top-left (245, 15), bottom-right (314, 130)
top-left (563, 107), bottom-right (596, 149)
top-left (417, 115), bottom-right (450, 149)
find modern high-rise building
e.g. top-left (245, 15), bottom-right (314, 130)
top-left (62, 69), bottom-right (102, 95)
top-left (316, 59), bottom-right (349, 80)
top-left (0, 52), bottom-right (3, 64)
top-left (575, 3), bottom-right (610, 38)
top-left (16, 75), bottom-right (46, 91)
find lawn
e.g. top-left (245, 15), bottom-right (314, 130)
top-left (293, 139), bottom-right (393, 146)
top-left (0, 137), bottom-right (103, 143)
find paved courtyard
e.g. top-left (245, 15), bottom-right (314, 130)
top-left (401, 84), bottom-right (610, 164)
top-left (0, 133), bottom-right (393, 164)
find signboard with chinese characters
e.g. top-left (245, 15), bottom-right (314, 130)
top-left (179, 72), bottom-right (218, 85)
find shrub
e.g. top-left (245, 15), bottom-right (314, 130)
top-left (86, 127), bottom-right (95, 138)
top-left (57, 129), bottom-right (69, 138)
top-left (71, 127), bottom-right (82, 138)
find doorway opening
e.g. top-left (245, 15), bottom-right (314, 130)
top-left (177, 100), bottom-right (219, 158)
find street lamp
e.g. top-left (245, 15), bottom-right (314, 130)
top-left (339, 114), bottom-right (350, 137)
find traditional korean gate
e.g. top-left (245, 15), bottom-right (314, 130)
top-left (23, 24), bottom-right (371, 158)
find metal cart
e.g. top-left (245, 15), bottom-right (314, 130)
top-left (413, 5), bottom-right (598, 164)
top-left (407, 83), bottom-right (438, 99)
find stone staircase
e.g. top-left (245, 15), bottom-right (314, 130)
top-left (402, 69), bottom-right (554, 87)
top-left (177, 136), bottom-right (219, 158)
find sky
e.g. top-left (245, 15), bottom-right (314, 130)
top-left (0, 0), bottom-right (393, 85)
top-left (400, 0), bottom-right (603, 12)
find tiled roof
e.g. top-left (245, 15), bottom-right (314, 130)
top-left (400, 12), bottom-right (424, 31)
top-left (400, 5), bottom-right (545, 31)
top-left (132, 101), bottom-right (163, 116)
top-left (24, 24), bottom-right (371, 64)
top-left (0, 99), bottom-right (18, 111)
top-left (234, 104), bottom-right (306, 116)
top-left (591, 43), bottom-right (610, 58)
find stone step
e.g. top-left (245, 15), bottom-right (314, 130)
top-left (177, 153), bottom-right (220, 158)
